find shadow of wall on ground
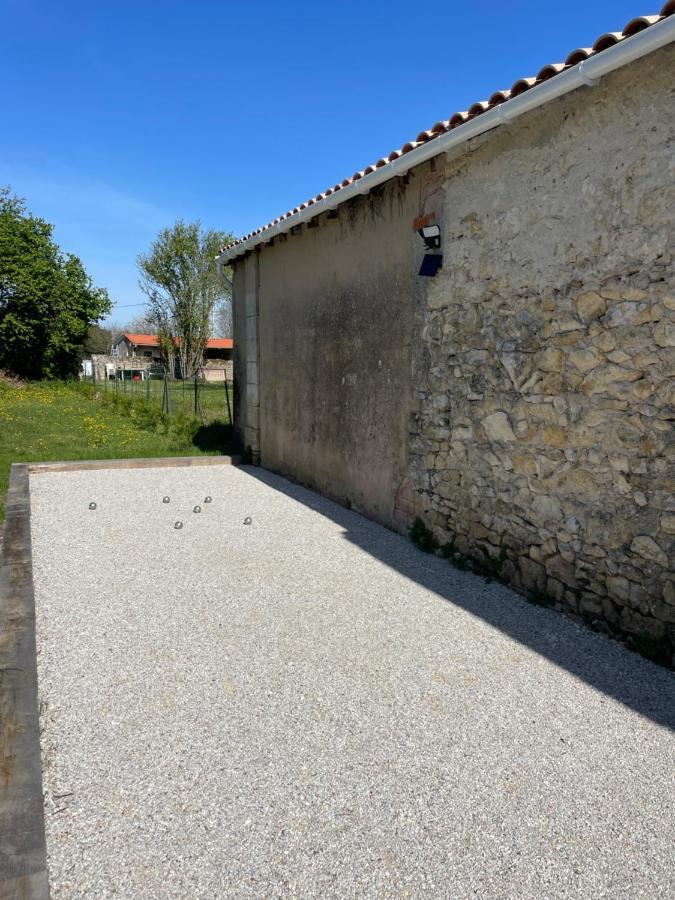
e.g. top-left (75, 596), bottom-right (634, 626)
top-left (242, 465), bottom-right (675, 732)
top-left (191, 422), bottom-right (234, 454)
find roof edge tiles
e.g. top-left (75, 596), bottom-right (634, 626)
top-left (218, 5), bottom-right (675, 265)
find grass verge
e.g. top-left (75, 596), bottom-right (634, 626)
top-left (0, 379), bottom-right (228, 523)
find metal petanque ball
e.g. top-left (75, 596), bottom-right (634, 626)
top-left (193, 505), bottom-right (202, 514)
top-left (162, 496), bottom-right (170, 504)
top-left (204, 496), bottom-right (212, 504)
top-left (243, 516), bottom-right (252, 525)
top-left (174, 521), bottom-right (183, 530)
top-left (89, 502), bottom-right (97, 510)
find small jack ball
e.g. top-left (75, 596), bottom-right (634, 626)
top-left (174, 521), bottom-right (183, 530)
top-left (193, 505), bottom-right (201, 514)
top-left (162, 496), bottom-right (170, 504)
top-left (204, 496), bottom-right (212, 503)
top-left (243, 516), bottom-right (252, 525)
top-left (89, 502), bottom-right (97, 510)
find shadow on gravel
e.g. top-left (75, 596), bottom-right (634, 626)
top-left (244, 466), bottom-right (675, 732)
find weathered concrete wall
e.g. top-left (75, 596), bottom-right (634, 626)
top-left (231, 45), bottom-right (674, 655)
top-left (409, 46), bottom-right (675, 654)
top-left (233, 170), bottom-right (438, 522)
top-left (232, 261), bottom-right (248, 443)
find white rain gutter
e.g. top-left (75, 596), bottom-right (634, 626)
top-left (215, 257), bottom-right (233, 290)
top-left (217, 16), bottom-right (675, 265)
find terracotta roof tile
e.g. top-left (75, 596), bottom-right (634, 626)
top-left (564, 46), bottom-right (592, 65)
top-left (488, 89), bottom-right (511, 105)
top-left (510, 76), bottom-right (538, 97)
top-left (449, 111), bottom-right (468, 128)
top-left (623, 14), bottom-right (661, 34)
top-left (223, 4), bottom-right (673, 255)
top-left (592, 31), bottom-right (624, 52)
top-left (535, 62), bottom-right (567, 82)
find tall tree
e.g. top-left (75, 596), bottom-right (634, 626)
top-left (0, 187), bottom-right (111, 378)
top-left (84, 324), bottom-right (115, 354)
top-left (137, 220), bottom-right (233, 379)
top-left (214, 298), bottom-right (233, 338)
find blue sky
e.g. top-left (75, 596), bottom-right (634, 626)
top-left (1, 0), bottom-right (647, 325)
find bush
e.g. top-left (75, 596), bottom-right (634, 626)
top-left (409, 518), bottom-right (439, 554)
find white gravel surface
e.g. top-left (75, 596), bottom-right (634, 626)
top-left (30, 464), bottom-right (675, 899)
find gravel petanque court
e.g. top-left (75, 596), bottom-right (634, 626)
top-left (29, 463), bottom-right (674, 899)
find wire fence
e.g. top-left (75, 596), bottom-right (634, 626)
top-left (87, 367), bottom-right (233, 424)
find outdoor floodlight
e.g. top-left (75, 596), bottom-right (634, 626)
top-left (418, 224), bottom-right (441, 249)
top-left (419, 254), bottom-right (443, 277)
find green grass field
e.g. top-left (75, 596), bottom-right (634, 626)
top-left (0, 379), bottom-right (227, 523)
top-left (91, 376), bottom-right (233, 422)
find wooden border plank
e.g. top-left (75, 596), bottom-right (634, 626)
top-left (0, 464), bottom-right (49, 899)
top-left (28, 455), bottom-right (240, 474)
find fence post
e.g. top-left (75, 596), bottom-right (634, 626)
top-left (163, 370), bottom-right (170, 415)
top-left (92, 363), bottom-right (97, 389)
top-left (146, 373), bottom-right (150, 400)
top-left (225, 375), bottom-right (232, 425)
top-left (194, 375), bottom-right (198, 418)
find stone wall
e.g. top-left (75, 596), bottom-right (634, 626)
top-left (89, 354), bottom-right (156, 380)
top-left (231, 45), bottom-right (674, 660)
top-left (201, 360), bottom-right (233, 381)
top-left (409, 46), bottom-right (674, 657)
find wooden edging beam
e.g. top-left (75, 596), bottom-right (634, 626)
top-left (0, 464), bottom-right (48, 899)
top-left (28, 454), bottom-right (240, 474)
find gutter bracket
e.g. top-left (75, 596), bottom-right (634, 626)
top-left (578, 60), bottom-right (599, 87)
top-left (495, 104), bottom-right (514, 126)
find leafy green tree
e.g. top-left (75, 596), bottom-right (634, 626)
top-left (137, 220), bottom-right (233, 378)
top-left (0, 187), bottom-right (111, 378)
top-left (84, 324), bottom-right (115, 355)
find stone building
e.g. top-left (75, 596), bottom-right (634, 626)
top-left (218, 6), bottom-right (675, 660)
top-left (112, 332), bottom-right (166, 362)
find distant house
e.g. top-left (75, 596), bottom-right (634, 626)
top-left (109, 332), bottom-right (234, 379)
top-left (112, 332), bottom-right (163, 361)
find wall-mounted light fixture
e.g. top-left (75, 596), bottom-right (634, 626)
top-left (417, 223), bottom-right (442, 276)
top-left (417, 224), bottom-right (441, 250)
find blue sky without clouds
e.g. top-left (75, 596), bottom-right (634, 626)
top-left (1, 0), bottom-right (647, 324)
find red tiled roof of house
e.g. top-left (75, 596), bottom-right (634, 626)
top-left (221, 2), bottom-right (674, 258)
top-left (120, 333), bottom-right (233, 350)
top-left (122, 332), bottom-right (162, 346)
